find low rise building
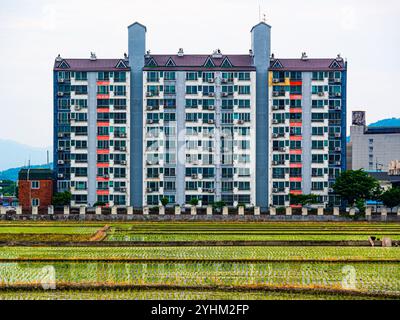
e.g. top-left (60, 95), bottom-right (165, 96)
top-left (18, 169), bottom-right (54, 208)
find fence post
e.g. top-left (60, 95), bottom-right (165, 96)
top-left (317, 207), bottom-right (324, 216)
top-left (191, 206), bottom-right (197, 215)
top-left (397, 207), bottom-right (400, 216)
top-left (0, 206), bottom-right (6, 215)
top-left (16, 206), bottom-right (22, 215)
top-left (270, 207), bottom-right (276, 216)
top-left (381, 207), bottom-right (387, 216)
top-left (32, 206), bottom-right (38, 215)
top-left (64, 205), bottom-right (70, 215)
top-left (127, 207), bottom-right (133, 215)
top-left (111, 206), bottom-right (117, 215)
top-left (333, 207), bottom-right (340, 216)
top-left (207, 205), bottom-right (213, 215)
top-left (175, 205), bottom-right (181, 215)
top-left (158, 206), bottom-right (165, 215)
top-left (79, 206), bottom-right (86, 215)
top-left (302, 207), bottom-right (308, 216)
top-left (222, 206), bottom-right (228, 216)
top-left (143, 207), bottom-right (149, 215)
top-left (48, 205), bottom-right (54, 215)
top-left (254, 206), bottom-right (260, 216)
top-left (349, 207), bottom-right (355, 216)
top-left (238, 206), bottom-right (244, 215)
top-left (95, 206), bottom-right (102, 215)
top-left (285, 206), bottom-right (292, 216)
top-left (365, 206), bottom-right (372, 216)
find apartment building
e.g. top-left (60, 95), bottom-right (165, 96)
top-left (53, 55), bottom-right (131, 206)
top-left (351, 111), bottom-right (400, 172)
top-left (53, 21), bottom-right (347, 209)
top-left (268, 54), bottom-right (347, 207)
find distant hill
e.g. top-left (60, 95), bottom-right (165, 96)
top-left (0, 163), bottom-right (53, 182)
top-left (0, 139), bottom-right (52, 171)
top-left (369, 118), bottom-right (400, 127)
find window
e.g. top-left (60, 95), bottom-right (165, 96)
top-left (238, 72), bottom-right (250, 81)
top-left (186, 86), bottom-right (198, 94)
top-left (32, 198), bottom-right (40, 207)
top-left (31, 181), bottom-right (40, 189)
top-left (164, 72), bottom-right (176, 80)
top-left (186, 72), bottom-right (198, 81)
top-left (238, 86), bottom-right (250, 95)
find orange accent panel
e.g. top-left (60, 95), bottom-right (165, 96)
top-left (96, 177), bottom-right (110, 182)
top-left (97, 190), bottom-right (109, 196)
top-left (290, 122), bottom-right (302, 127)
top-left (97, 94), bottom-right (110, 99)
top-left (97, 81), bottom-right (110, 86)
top-left (97, 163), bottom-right (110, 168)
top-left (97, 121), bottom-right (109, 127)
top-left (290, 94), bottom-right (302, 100)
top-left (97, 108), bottom-right (109, 113)
top-left (290, 108), bottom-right (302, 113)
top-left (290, 190), bottom-right (302, 195)
top-left (290, 81), bottom-right (302, 86)
top-left (97, 149), bottom-right (110, 154)
top-left (290, 204), bottom-right (302, 208)
top-left (289, 136), bottom-right (302, 141)
top-left (289, 149), bottom-right (302, 155)
top-left (289, 177), bottom-right (303, 182)
top-left (97, 136), bottom-right (110, 141)
top-left (290, 163), bottom-right (302, 168)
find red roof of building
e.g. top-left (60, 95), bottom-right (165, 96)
top-left (54, 59), bottom-right (130, 71)
top-left (269, 58), bottom-right (346, 71)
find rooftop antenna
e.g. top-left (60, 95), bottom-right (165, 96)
top-left (263, 13), bottom-right (267, 23)
top-left (258, 4), bottom-right (261, 21)
top-left (47, 150), bottom-right (50, 168)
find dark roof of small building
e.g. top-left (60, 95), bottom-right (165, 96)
top-left (368, 171), bottom-right (400, 183)
top-left (18, 169), bottom-right (54, 181)
top-left (365, 127), bottom-right (400, 134)
top-left (144, 54), bottom-right (256, 71)
top-left (269, 58), bottom-right (346, 71)
top-left (54, 59), bottom-right (130, 72)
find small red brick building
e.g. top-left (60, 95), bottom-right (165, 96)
top-left (18, 169), bottom-right (54, 209)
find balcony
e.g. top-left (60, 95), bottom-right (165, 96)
top-left (272, 91), bottom-right (286, 97)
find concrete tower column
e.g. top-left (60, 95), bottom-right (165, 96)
top-left (128, 22), bottom-right (146, 209)
top-left (251, 22), bottom-right (271, 211)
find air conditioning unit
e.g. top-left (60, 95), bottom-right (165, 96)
top-left (58, 147), bottom-right (64, 151)
top-left (334, 78), bottom-right (341, 83)
top-left (104, 174), bottom-right (109, 178)
top-left (146, 160), bottom-right (153, 165)
top-left (318, 92), bottom-right (325, 97)
top-left (120, 160), bottom-right (127, 165)
top-left (208, 105), bottom-right (215, 110)
top-left (57, 160), bottom-right (64, 165)
top-left (120, 133), bottom-right (127, 138)
top-left (334, 106), bottom-right (341, 111)
top-left (146, 92), bottom-right (153, 97)
top-left (272, 161), bottom-right (278, 165)
top-left (147, 106), bottom-right (153, 111)
top-left (57, 92), bottom-right (64, 97)
top-left (58, 133), bottom-right (64, 138)
top-left (57, 173), bottom-right (64, 178)
top-left (272, 188), bottom-right (279, 193)
top-left (120, 146), bottom-right (126, 151)
top-left (272, 92), bottom-right (279, 97)
top-left (328, 188), bottom-right (334, 193)
top-left (208, 92), bottom-right (215, 97)
top-left (335, 161), bottom-right (341, 166)
top-left (272, 119), bottom-right (279, 124)
top-left (279, 147), bottom-right (286, 152)
top-left (207, 189), bottom-right (215, 193)
top-left (207, 78), bottom-right (215, 83)
top-left (191, 174), bottom-right (198, 179)
top-left (238, 120), bottom-right (244, 124)
top-left (272, 133), bottom-right (279, 138)
top-left (58, 79), bottom-right (65, 83)
top-left (147, 188), bottom-right (153, 192)
top-left (208, 119), bottom-right (215, 124)
top-left (74, 105), bottom-right (81, 111)
top-left (335, 93), bottom-right (342, 97)
top-left (334, 133), bottom-right (341, 138)
top-left (272, 78), bottom-right (280, 83)
top-left (221, 78), bottom-right (228, 83)
top-left (146, 119), bottom-right (154, 124)
top-left (335, 147), bottom-right (342, 152)
top-left (221, 92), bottom-right (228, 97)
top-left (272, 105), bottom-right (279, 110)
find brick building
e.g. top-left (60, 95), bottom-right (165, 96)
top-left (18, 169), bottom-right (54, 208)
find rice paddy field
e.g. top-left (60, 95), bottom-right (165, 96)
top-left (0, 221), bottom-right (399, 300)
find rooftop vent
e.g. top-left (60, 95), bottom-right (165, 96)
top-left (212, 49), bottom-right (223, 58)
top-left (270, 53), bottom-right (275, 62)
top-left (249, 49), bottom-right (254, 57)
top-left (336, 54), bottom-right (343, 62)
top-left (55, 54), bottom-right (63, 62)
top-left (90, 52), bottom-right (97, 61)
top-left (145, 50), bottom-right (151, 58)
top-left (177, 48), bottom-right (184, 57)
top-left (124, 53), bottom-right (129, 61)
top-left (301, 52), bottom-right (308, 61)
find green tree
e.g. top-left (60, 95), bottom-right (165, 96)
top-left (289, 194), bottom-right (319, 206)
top-left (189, 198), bottom-right (199, 206)
top-left (160, 197), bottom-right (169, 207)
top-left (380, 187), bottom-right (400, 213)
top-left (52, 191), bottom-right (72, 206)
top-left (332, 170), bottom-right (380, 208)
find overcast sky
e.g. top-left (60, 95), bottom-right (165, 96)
top-left (0, 0), bottom-right (399, 147)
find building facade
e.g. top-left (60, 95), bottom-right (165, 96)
top-left (53, 56), bottom-right (131, 207)
top-left (53, 21), bottom-right (347, 208)
top-left (268, 55), bottom-right (347, 206)
top-left (351, 111), bottom-right (400, 172)
top-left (18, 169), bottom-right (54, 208)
